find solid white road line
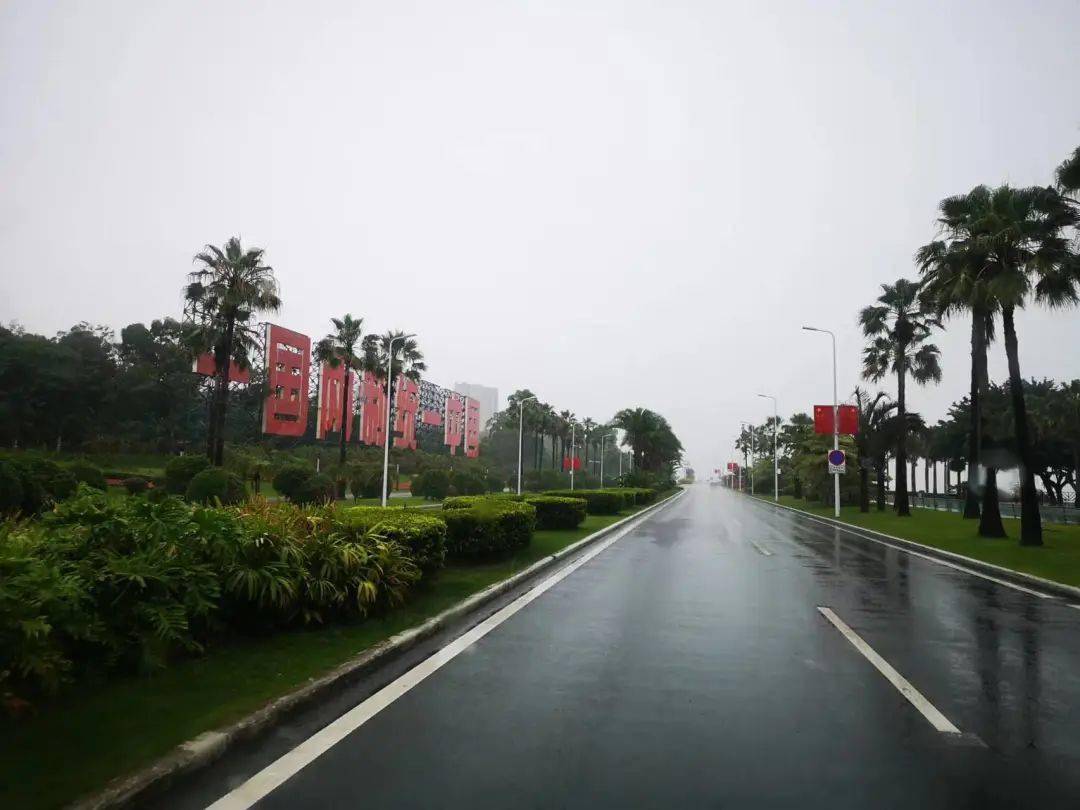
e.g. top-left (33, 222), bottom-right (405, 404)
top-left (206, 510), bottom-right (665, 810)
top-left (817, 606), bottom-right (961, 735)
top-left (774, 507), bottom-right (1055, 600)
top-left (749, 540), bottom-right (773, 557)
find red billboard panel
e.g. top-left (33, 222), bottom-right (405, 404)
top-left (359, 371), bottom-right (387, 447)
top-left (192, 353), bottom-right (251, 385)
top-left (444, 393), bottom-right (464, 454)
top-left (261, 324), bottom-right (310, 437)
top-left (393, 376), bottom-right (420, 450)
top-left (561, 455), bottom-right (581, 471)
top-left (464, 397), bottom-right (480, 458)
top-left (814, 404), bottom-right (859, 435)
top-left (316, 363), bottom-right (355, 441)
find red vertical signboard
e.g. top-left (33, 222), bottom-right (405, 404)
top-left (316, 363), bottom-right (355, 441)
top-left (261, 324), bottom-right (310, 437)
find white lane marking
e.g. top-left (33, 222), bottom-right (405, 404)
top-left (749, 540), bottom-right (773, 557)
top-left (767, 506), bottom-right (1054, 600)
top-left (207, 509), bottom-right (665, 809)
top-left (817, 607), bottom-right (961, 735)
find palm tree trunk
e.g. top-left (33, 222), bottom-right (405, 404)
top-left (895, 366), bottom-right (910, 516)
top-left (964, 312), bottom-right (984, 518)
top-left (1001, 305), bottom-right (1042, 546)
top-left (979, 466), bottom-right (1006, 537)
top-left (923, 459), bottom-right (929, 495)
top-left (859, 457), bottom-right (870, 513)
top-left (875, 459), bottom-right (886, 511)
top-left (932, 459), bottom-right (938, 495)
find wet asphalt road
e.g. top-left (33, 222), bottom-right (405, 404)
top-left (180, 486), bottom-right (1080, 809)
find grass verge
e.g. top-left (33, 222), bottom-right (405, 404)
top-left (753, 494), bottom-right (1080, 588)
top-left (0, 504), bottom-right (659, 810)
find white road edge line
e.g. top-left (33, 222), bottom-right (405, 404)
top-left (206, 506), bottom-right (670, 810)
top-left (774, 507), bottom-right (1054, 600)
top-left (749, 540), bottom-right (773, 557)
top-left (817, 606), bottom-right (962, 735)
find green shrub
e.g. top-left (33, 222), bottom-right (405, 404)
top-left (146, 487), bottom-right (169, 504)
top-left (485, 471), bottom-right (506, 493)
top-left (349, 464), bottom-right (384, 500)
top-left (620, 487), bottom-right (657, 506)
top-left (164, 455), bottom-right (210, 495)
top-left (293, 472), bottom-right (336, 505)
top-left (185, 468), bottom-right (247, 505)
top-left (65, 460), bottom-right (107, 491)
top-left (542, 489), bottom-right (628, 515)
top-left (442, 500), bottom-right (535, 557)
top-left (412, 468), bottom-right (450, 500)
top-left (21, 458), bottom-right (78, 502)
top-left (346, 507), bottom-right (446, 570)
top-left (523, 495), bottom-right (587, 530)
top-left (443, 494), bottom-right (522, 510)
top-left (0, 460), bottom-right (24, 515)
top-left (523, 469), bottom-right (567, 492)
top-left (272, 464), bottom-right (313, 502)
top-left (123, 476), bottom-right (149, 495)
top-left (449, 470), bottom-right (486, 496)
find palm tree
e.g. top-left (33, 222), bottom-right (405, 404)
top-left (314, 315), bottom-right (364, 465)
top-left (361, 330), bottom-right (426, 450)
top-left (859, 279), bottom-right (942, 516)
top-left (852, 388), bottom-right (896, 513)
top-left (975, 185), bottom-right (1078, 545)
top-left (1056, 145), bottom-right (1080, 200)
top-left (580, 416), bottom-right (597, 472)
top-left (185, 237), bottom-right (281, 465)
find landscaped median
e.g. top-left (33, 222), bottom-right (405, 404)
top-left (750, 494), bottom-right (1080, 591)
top-left (0, 486), bottom-right (677, 810)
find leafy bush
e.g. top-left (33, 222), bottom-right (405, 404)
top-left (543, 489), bottom-right (629, 515)
top-left (346, 507), bottom-right (446, 570)
top-left (619, 487), bottom-right (657, 506)
top-left (412, 468), bottom-right (450, 500)
top-left (349, 464), bottom-right (384, 499)
top-left (146, 487), bottom-right (169, 504)
top-left (294, 473), bottom-right (336, 505)
top-left (185, 468), bottom-right (247, 505)
top-left (522, 469), bottom-right (567, 492)
top-left (441, 500), bottom-right (535, 557)
top-left (271, 464), bottom-right (313, 502)
top-left (443, 494), bottom-right (522, 509)
top-left (122, 476), bottom-right (149, 495)
top-left (164, 455), bottom-right (210, 495)
top-left (20, 458), bottom-right (78, 502)
top-left (65, 460), bottom-right (107, 491)
top-left (0, 460), bottom-right (25, 515)
top-left (449, 470), bottom-right (486, 496)
top-left (523, 495), bottom-right (586, 530)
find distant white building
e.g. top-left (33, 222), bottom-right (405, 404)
top-left (454, 382), bottom-right (499, 435)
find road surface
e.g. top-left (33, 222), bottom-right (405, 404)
top-left (168, 486), bottom-right (1080, 809)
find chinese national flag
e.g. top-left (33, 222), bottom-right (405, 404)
top-left (814, 405), bottom-right (859, 435)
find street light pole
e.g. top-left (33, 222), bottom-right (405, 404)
top-left (569, 420), bottom-right (577, 491)
top-left (757, 393), bottom-right (778, 502)
top-left (381, 333), bottom-right (416, 507)
top-left (804, 326), bottom-right (840, 517)
top-left (516, 395), bottom-right (537, 495)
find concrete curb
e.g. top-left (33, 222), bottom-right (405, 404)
top-left (72, 489), bottom-right (685, 810)
top-left (748, 495), bottom-right (1080, 603)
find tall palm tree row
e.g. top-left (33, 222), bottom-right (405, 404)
top-left (314, 315), bottom-right (364, 465)
top-left (361, 330), bottom-right (427, 450)
top-left (859, 279), bottom-right (942, 516)
top-left (185, 237), bottom-right (281, 466)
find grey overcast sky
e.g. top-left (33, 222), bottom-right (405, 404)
top-left (2, 1), bottom-right (1079, 473)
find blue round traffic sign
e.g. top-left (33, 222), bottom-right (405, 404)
top-left (828, 449), bottom-right (846, 466)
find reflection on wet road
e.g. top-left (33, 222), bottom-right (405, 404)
top-left (181, 486), bottom-right (1080, 809)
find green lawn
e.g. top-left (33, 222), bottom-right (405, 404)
top-left (0, 507), bottom-right (655, 810)
top-left (756, 494), bottom-right (1080, 588)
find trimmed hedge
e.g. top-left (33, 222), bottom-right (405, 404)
top-left (272, 464), bottom-right (312, 502)
top-left (0, 457), bottom-right (78, 514)
top-left (412, 468), bottom-right (450, 500)
top-left (165, 455), bottom-right (210, 495)
top-left (294, 473), bottom-right (336, 505)
top-left (449, 470), bottom-right (486, 496)
top-left (443, 493), bottom-right (523, 510)
top-left (542, 489), bottom-right (630, 515)
top-left (185, 468), bottom-right (247, 505)
top-left (620, 487), bottom-right (657, 506)
top-left (349, 465), bottom-right (383, 499)
top-left (441, 500), bottom-right (536, 557)
top-left (523, 495), bottom-right (587, 530)
top-left (346, 507), bottom-right (447, 570)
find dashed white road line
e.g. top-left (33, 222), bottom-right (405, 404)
top-left (206, 507), bottom-right (668, 809)
top-left (817, 606), bottom-right (962, 735)
top-left (749, 539), bottom-right (773, 557)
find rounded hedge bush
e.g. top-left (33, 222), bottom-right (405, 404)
top-left (165, 455), bottom-right (210, 495)
top-left (347, 507), bottom-right (447, 570)
top-left (185, 468), bottom-right (247, 505)
top-left (412, 468), bottom-right (450, 500)
top-left (293, 472), bottom-right (336, 505)
top-left (272, 465), bottom-right (314, 502)
top-left (542, 489), bottom-right (628, 515)
top-left (64, 460), bottom-right (107, 491)
top-left (449, 470), bottom-right (486, 496)
top-left (0, 459), bottom-right (24, 515)
top-left (523, 495), bottom-right (587, 530)
top-left (442, 500), bottom-right (536, 557)
top-left (17, 457), bottom-right (78, 503)
top-left (123, 476), bottom-right (149, 495)
top-left (350, 465), bottom-right (383, 499)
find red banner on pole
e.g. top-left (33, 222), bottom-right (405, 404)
top-left (814, 405), bottom-right (859, 435)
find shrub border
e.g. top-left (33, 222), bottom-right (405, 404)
top-left (72, 488), bottom-right (686, 810)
